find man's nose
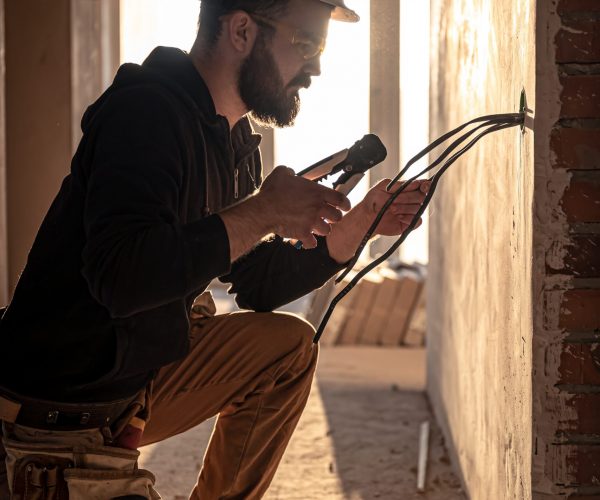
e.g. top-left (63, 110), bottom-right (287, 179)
top-left (304, 56), bottom-right (322, 77)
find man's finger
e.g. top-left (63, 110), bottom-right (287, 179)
top-left (319, 185), bottom-right (351, 211)
top-left (280, 165), bottom-right (296, 175)
top-left (390, 191), bottom-right (427, 205)
top-left (391, 204), bottom-right (421, 215)
top-left (396, 214), bottom-right (416, 224)
top-left (388, 180), bottom-right (421, 194)
top-left (300, 233), bottom-right (318, 249)
top-left (320, 204), bottom-right (344, 223)
top-left (312, 219), bottom-right (332, 236)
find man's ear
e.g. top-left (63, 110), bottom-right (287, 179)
top-left (226, 11), bottom-right (258, 56)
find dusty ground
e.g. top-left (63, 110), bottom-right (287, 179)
top-left (139, 347), bottom-right (464, 500)
top-left (139, 287), bottom-right (464, 499)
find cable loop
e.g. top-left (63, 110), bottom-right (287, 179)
top-left (313, 113), bottom-right (524, 344)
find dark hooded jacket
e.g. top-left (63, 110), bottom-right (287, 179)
top-left (0, 47), bottom-right (343, 402)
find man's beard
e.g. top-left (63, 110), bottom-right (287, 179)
top-left (238, 34), bottom-right (310, 128)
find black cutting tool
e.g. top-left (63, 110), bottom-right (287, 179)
top-left (297, 134), bottom-right (387, 195)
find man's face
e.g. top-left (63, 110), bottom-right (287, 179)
top-left (238, 0), bottom-right (331, 127)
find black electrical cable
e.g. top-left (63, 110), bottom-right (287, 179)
top-left (313, 114), bottom-right (524, 344)
top-left (336, 113), bottom-right (524, 284)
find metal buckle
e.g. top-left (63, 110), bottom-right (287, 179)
top-left (46, 410), bottom-right (59, 424)
top-left (79, 412), bottom-right (91, 425)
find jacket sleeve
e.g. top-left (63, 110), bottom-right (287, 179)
top-left (81, 87), bottom-right (231, 318)
top-left (219, 235), bottom-right (346, 312)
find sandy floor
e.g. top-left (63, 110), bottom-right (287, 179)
top-left (139, 346), bottom-right (464, 500)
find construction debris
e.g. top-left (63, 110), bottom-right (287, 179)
top-left (306, 263), bottom-right (426, 347)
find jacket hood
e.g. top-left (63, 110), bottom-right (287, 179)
top-left (81, 47), bottom-right (253, 138)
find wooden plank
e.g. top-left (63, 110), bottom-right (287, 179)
top-left (380, 271), bottom-right (423, 346)
top-left (361, 269), bottom-right (402, 345)
top-left (323, 278), bottom-right (358, 346)
top-left (305, 274), bottom-right (358, 346)
top-left (336, 272), bottom-right (382, 345)
top-left (404, 284), bottom-right (427, 347)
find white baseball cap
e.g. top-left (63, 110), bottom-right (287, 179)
top-left (319, 0), bottom-right (360, 22)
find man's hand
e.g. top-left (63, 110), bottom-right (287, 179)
top-left (358, 178), bottom-right (430, 235)
top-left (326, 179), bottom-right (431, 264)
top-left (218, 166), bottom-right (351, 262)
top-left (255, 166), bottom-right (351, 248)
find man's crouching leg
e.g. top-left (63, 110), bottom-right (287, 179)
top-left (141, 311), bottom-right (318, 500)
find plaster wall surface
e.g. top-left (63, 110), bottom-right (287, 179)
top-left (427, 1), bottom-right (536, 498)
top-left (4, 0), bottom-right (118, 296)
top-left (5, 0), bottom-right (72, 293)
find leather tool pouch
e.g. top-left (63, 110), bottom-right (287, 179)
top-left (11, 454), bottom-right (72, 500)
top-left (3, 428), bottom-right (160, 500)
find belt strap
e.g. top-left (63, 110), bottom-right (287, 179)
top-left (0, 385), bottom-right (137, 431)
top-left (0, 393), bottom-right (21, 423)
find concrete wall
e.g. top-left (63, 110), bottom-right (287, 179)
top-left (427, 0), bottom-right (536, 498)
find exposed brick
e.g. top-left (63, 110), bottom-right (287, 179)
top-left (560, 289), bottom-right (600, 330)
top-left (567, 235), bottom-right (600, 277)
top-left (551, 127), bottom-right (600, 170)
top-left (561, 177), bottom-right (600, 222)
top-left (565, 445), bottom-right (600, 485)
top-left (560, 343), bottom-right (600, 385)
top-left (548, 235), bottom-right (600, 277)
top-left (560, 76), bottom-right (600, 118)
top-left (558, 0), bottom-right (600, 15)
top-left (556, 20), bottom-right (600, 63)
top-left (561, 393), bottom-right (600, 434)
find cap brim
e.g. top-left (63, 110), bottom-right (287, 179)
top-left (331, 6), bottom-right (360, 22)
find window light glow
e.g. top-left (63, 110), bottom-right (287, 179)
top-left (274, 0), bottom-right (370, 207)
top-left (120, 0), bottom-right (200, 64)
top-left (399, 0), bottom-right (430, 264)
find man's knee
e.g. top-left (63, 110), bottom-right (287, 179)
top-left (258, 312), bottom-right (316, 351)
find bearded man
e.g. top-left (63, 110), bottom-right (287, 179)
top-left (0, 1), bottom-right (429, 498)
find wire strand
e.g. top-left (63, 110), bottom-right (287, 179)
top-left (313, 118), bottom-right (523, 344)
top-left (335, 116), bottom-right (522, 283)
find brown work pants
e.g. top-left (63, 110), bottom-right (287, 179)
top-left (0, 310), bottom-right (318, 500)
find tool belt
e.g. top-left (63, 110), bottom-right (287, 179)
top-left (0, 386), bottom-right (160, 499)
top-left (0, 385), bottom-right (137, 432)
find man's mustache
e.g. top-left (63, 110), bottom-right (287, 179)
top-left (288, 74), bottom-right (312, 89)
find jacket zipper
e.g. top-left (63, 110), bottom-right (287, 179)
top-left (234, 168), bottom-right (239, 199)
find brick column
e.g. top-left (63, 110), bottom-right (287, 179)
top-left (533, 0), bottom-right (600, 496)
